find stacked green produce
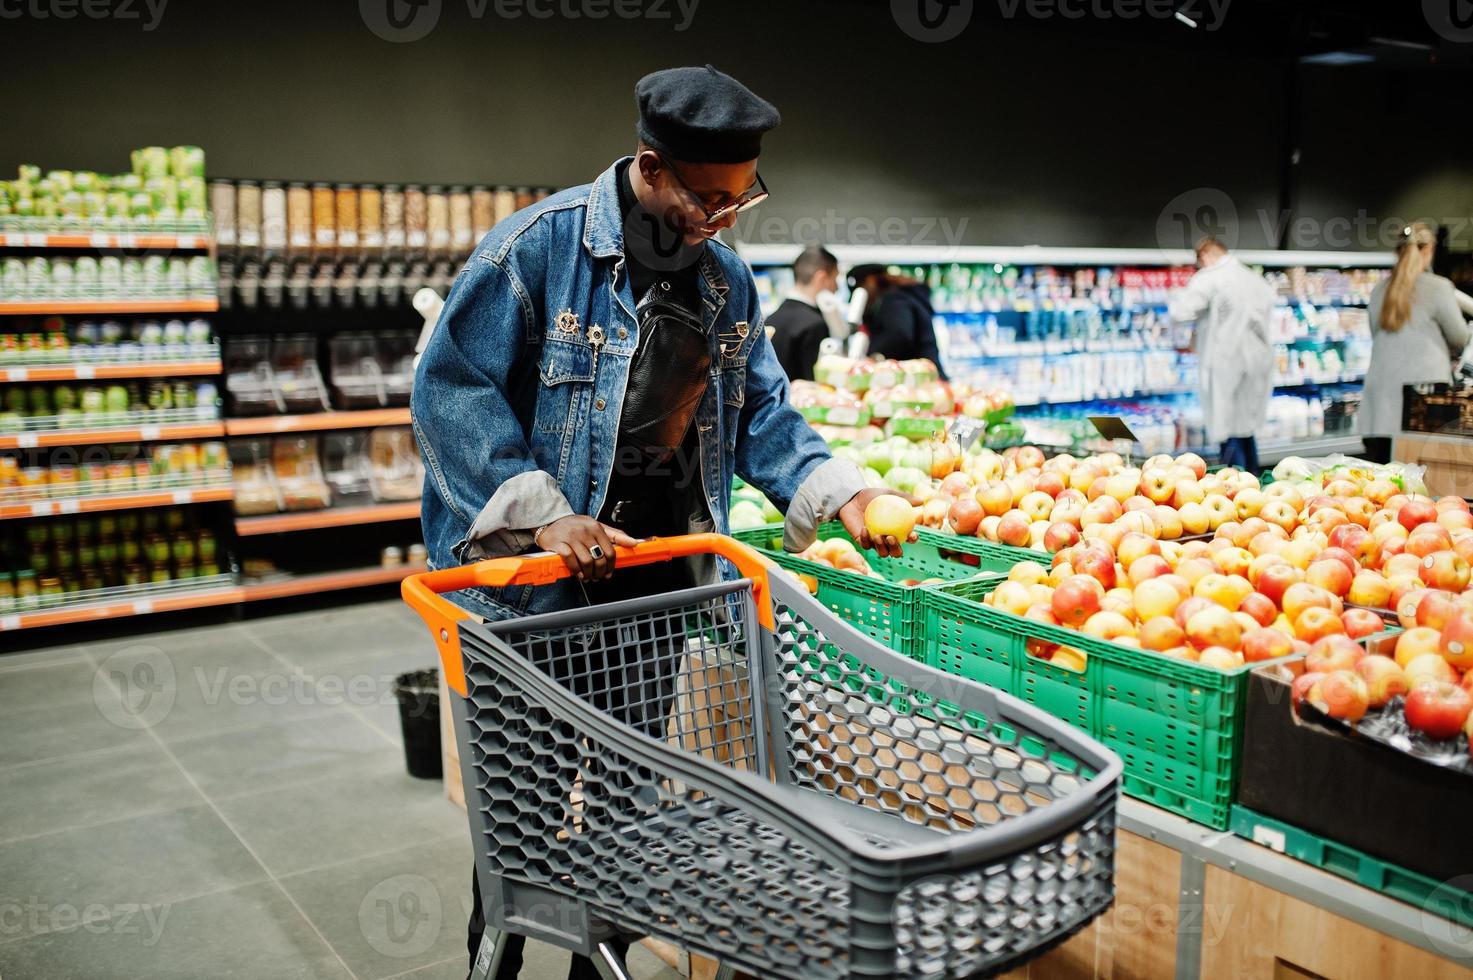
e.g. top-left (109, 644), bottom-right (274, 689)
top-left (0, 146), bottom-right (207, 231)
top-left (0, 380), bottom-right (219, 429)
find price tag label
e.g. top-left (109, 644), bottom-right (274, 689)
top-left (25, 233), bottom-right (46, 247)
top-left (178, 235), bottom-right (199, 249)
top-left (16, 434), bottom-right (38, 449)
top-left (1087, 416), bottom-right (1141, 445)
top-left (74, 365), bottom-right (95, 380)
top-left (58, 499), bottom-right (80, 514)
top-left (948, 416), bottom-right (988, 451)
top-left (30, 502), bottom-right (54, 516)
top-left (1251, 825), bottom-right (1287, 853)
top-left (0, 614), bottom-right (19, 631)
top-left (5, 368), bottom-right (26, 382)
top-left (131, 599), bottom-right (154, 616)
top-left (139, 425), bottom-right (162, 441)
top-left (171, 490), bottom-right (192, 504)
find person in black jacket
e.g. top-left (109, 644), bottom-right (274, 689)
top-left (768, 244), bottom-right (840, 380)
top-left (848, 263), bottom-right (947, 378)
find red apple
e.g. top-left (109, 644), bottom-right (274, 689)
top-left (1051, 575), bottom-right (1103, 627)
top-left (1306, 558), bottom-right (1354, 598)
top-left (1242, 626), bottom-right (1294, 663)
top-left (1420, 550), bottom-right (1472, 592)
top-left (997, 511), bottom-right (1032, 548)
top-left (1073, 546), bottom-right (1118, 590)
top-left (1295, 606), bottom-right (1347, 643)
top-left (1186, 605), bottom-right (1242, 650)
top-left (1239, 592), bottom-right (1278, 628)
top-left (1404, 682), bottom-right (1473, 739)
top-left (1138, 615), bottom-right (1187, 652)
top-left (1398, 499), bottom-right (1440, 532)
top-left (1356, 655), bottom-right (1410, 708)
top-left (1306, 634), bottom-right (1364, 673)
top-left (1255, 563), bottom-right (1304, 608)
top-left (948, 497), bottom-right (984, 536)
top-left (1341, 607), bottom-right (1385, 640)
top-left (1405, 652), bottom-right (1458, 688)
top-left (1292, 671), bottom-right (1325, 705)
top-left (1439, 611), bottom-right (1473, 672)
top-left (1308, 670), bottom-right (1371, 722)
top-left (1043, 521), bottom-right (1082, 553)
top-left (1416, 590), bottom-right (1460, 632)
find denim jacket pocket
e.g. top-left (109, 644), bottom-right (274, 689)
top-left (536, 338), bottom-right (594, 434)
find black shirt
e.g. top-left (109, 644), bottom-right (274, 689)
top-left (767, 296), bottom-right (828, 382)
top-left (598, 161), bottom-right (708, 538)
top-left (867, 283), bottom-right (947, 379)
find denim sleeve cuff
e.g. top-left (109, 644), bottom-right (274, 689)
top-left (783, 457), bottom-right (868, 553)
top-left (457, 470), bottom-right (575, 561)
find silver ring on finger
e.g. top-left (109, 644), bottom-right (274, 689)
top-left (589, 545), bottom-right (604, 560)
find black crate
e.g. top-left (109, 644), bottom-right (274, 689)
top-left (1237, 665), bottom-right (1473, 885)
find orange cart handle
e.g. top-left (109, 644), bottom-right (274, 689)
top-left (402, 533), bottom-right (776, 696)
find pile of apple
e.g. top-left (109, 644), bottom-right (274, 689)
top-left (927, 447), bottom-right (1251, 553)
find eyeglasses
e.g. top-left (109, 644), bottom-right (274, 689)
top-left (656, 153), bottom-right (769, 226)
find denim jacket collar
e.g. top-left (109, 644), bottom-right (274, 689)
top-left (584, 156), bottom-right (730, 326)
top-left (582, 157), bottom-right (629, 260)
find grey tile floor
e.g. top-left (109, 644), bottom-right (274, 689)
top-left (0, 598), bottom-right (680, 980)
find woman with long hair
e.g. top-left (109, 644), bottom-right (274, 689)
top-left (1359, 223), bottom-right (1471, 463)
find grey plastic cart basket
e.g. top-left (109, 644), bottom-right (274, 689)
top-left (403, 537), bottom-right (1122, 980)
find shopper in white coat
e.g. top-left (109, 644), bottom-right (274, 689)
top-left (1169, 236), bottom-right (1277, 472)
top-left (1359, 222), bottom-right (1471, 463)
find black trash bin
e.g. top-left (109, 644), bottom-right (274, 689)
top-left (394, 668), bottom-right (443, 780)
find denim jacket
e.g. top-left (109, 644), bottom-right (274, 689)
top-left (413, 158), bottom-right (865, 621)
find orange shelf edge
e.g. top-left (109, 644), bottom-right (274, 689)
top-left (3, 361), bottom-right (221, 383)
top-left (0, 299), bottom-right (218, 316)
top-left (0, 232), bottom-right (211, 250)
top-left (0, 485), bottom-right (234, 520)
top-left (1, 563), bottom-right (424, 630)
top-left (0, 421), bottom-right (226, 450)
top-left (235, 501), bottom-right (422, 536)
top-left (224, 408), bottom-right (412, 435)
top-left (239, 563), bottom-right (427, 603)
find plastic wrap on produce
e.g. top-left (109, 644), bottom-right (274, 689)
top-left (1270, 454), bottom-right (1428, 495)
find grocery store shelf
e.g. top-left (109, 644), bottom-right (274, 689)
top-left (2, 360), bottom-right (221, 382)
top-left (0, 578), bottom-right (239, 632)
top-left (738, 243), bottom-right (1397, 270)
top-left (224, 408), bottom-right (411, 435)
top-left (238, 562), bottom-right (426, 603)
top-left (0, 231), bottom-right (210, 250)
top-left (0, 562), bottom-right (424, 631)
top-left (0, 484), bottom-right (233, 520)
top-left (0, 420), bottom-right (225, 450)
top-left (235, 500), bottom-right (421, 536)
top-left (0, 299), bottom-right (218, 315)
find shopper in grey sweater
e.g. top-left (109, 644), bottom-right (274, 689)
top-left (1359, 223), bottom-right (1471, 462)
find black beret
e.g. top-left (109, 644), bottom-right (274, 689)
top-left (635, 65), bottom-right (780, 164)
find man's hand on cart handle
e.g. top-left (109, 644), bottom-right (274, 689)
top-left (838, 488), bottom-right (920, 559)
top-left (534, 516), bottom-right (644, 582)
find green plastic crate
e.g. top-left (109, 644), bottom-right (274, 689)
top-left (1231, 805), bottom-right (1473, 930)
top-left (917, 577), bottom-right (1273, 829)
top-left (914, 526), bottom-right (1051, 574)
top-left (731, 522), bottom-right (996, 658)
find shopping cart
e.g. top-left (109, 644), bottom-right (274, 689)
top-left (403, 534), bottom-right (1122, 980)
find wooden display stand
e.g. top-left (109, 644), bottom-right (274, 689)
top-left (1394, 432), bottom-right (1473, 498)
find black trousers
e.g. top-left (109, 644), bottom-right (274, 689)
top-left (1219, 436), bottom-right (1260, 474)
top-left (1362, 436), bottom-right (1394, 465)
top-left (466, 558), bottom-right (691, 980)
